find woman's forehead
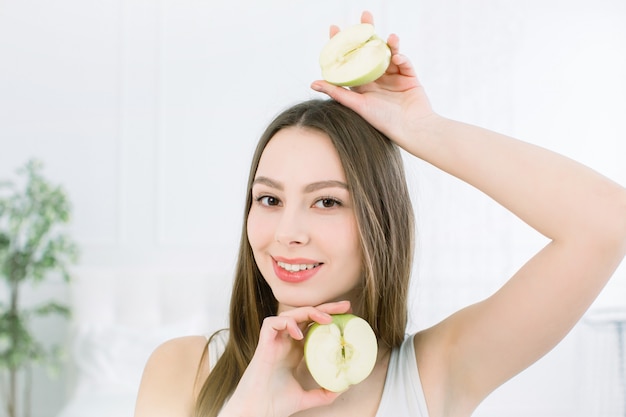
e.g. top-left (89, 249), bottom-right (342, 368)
top-left (255, 127), bottom-right (347, 184)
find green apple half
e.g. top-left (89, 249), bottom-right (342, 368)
top-left (304, 313), bottom-right (378, 392)
top-left (319, 23), bottom-right (391, 87)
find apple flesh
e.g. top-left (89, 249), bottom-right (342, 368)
top-left (319, 23), bottom-right (391, 87)
top-left (304, 313), bottom-right (378, 392)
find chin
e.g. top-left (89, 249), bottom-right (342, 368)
top-left (266, 276), bottom-right (360, 310)
top-left (274, 291), bottom-right (353, 312)
top-left (272, 290), bottom-right (331, 310)
top-left (276, 296), bottom-right (325, 310)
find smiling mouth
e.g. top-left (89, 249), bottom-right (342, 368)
top-left (276, 261), bottom-right (322, 272)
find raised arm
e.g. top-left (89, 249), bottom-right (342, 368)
top-left (409, 118), bottom-right (626, 415)
top-left (312, 11), bottom-right (626, 417)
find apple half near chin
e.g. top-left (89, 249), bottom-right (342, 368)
top-left (319, 23), bottom-right (391, 87)
top-left (304, 313), bottom-right (378, 392)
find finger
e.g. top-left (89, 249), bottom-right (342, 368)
top-left (314, 300), bottom-right (352, 315)
top-left (260, 316), bottom-right (304, 341)
top-left (302, 300), bottom-right (352, 326)
top-left (278, 305), bottom-right (332, 326)
top-left (391, 53), bottom-right (417, 78)
top-left (310, 81), bottom-right (365, 113)
top-left (387, 33), bottom-right (400, 57)
top-left (329, 24), bottom-right (340, 38)
top-left (361, 10), bottom-right (374, 25)
top-left (277, 301), bottom-right (352, 332)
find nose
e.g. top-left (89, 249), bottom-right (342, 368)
top-left (274, 207), bottom-right (310, 246)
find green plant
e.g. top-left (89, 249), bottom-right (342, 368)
top-left (0, 159), bottom-right (79, 417)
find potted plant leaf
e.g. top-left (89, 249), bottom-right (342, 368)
top-left (0, 159), bottom-right (79, 417)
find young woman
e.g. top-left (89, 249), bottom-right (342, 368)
top-left (134, 11), bottom-right (626, 417)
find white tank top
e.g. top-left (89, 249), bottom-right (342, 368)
top-left (207, 331), bottom-right (429, 416)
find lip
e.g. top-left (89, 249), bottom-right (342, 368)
top-left (272, 257), bottom-right (323, 284)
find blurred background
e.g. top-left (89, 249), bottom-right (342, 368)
top-left (0, 0), bottom-right (625, 416)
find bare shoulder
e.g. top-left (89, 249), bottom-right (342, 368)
top-left (134, 335), bottom-right (210, 417)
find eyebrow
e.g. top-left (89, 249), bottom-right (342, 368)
top-left (252, 176), bottom-right (349, 193)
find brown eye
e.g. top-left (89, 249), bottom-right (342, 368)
top-left (257, 196), bottom-right (281, 206)
top-left (314, 198), bottom-right (341, 209)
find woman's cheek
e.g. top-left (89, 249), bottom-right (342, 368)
top-left (247, 209), bottom-right (273, 250)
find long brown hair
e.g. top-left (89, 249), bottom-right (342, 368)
top-left (194, 99), bottom-right (415, 416)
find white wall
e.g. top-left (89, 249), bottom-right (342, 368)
top-left (1, 0), bottom-right (625, 416)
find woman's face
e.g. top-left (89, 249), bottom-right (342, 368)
top-left (247, 126), bottom-right (363, 312)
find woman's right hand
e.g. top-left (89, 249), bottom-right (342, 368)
top-left (218, 300), bottom-right (352, 417)
top-left (311, 11), bottom-right (438, 155)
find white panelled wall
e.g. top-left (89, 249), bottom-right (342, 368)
top-left (1, 0), bottom-right (625, 416)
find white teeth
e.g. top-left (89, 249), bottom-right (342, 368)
top-left (277, 261), bottom-right (320, 272)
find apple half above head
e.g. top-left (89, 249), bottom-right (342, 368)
top-left (319, 23), bottom-right (391, 87)
top-left (304, 313), bottom-right (378, 392)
